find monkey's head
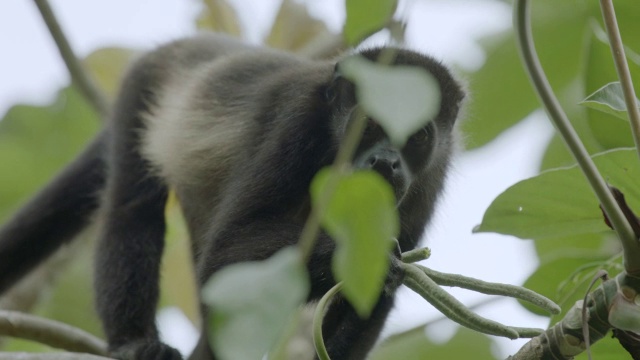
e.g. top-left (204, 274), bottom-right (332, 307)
top-left (323, 48), bottom-right (465, 204)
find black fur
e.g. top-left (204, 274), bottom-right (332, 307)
top-left (0, 33), bottom-right (464, 360)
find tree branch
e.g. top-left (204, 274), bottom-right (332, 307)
top-left (0, 353), bottom-right (113, 360)
top-left (0, 310), bottom-right (107, 356)
top-left (32, 0), bottom-right (110, 118)
top-left (508, 272), bottom-right (640, 359)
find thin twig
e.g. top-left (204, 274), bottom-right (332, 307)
top-left (513, 0), bottom-right (640, 272)
top-left (599, 0), bottom-right (640, 160)
top-left (33, 0), bottom-right (110, 118)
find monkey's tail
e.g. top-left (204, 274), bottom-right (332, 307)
top-left (0, 130), bottom-right (108, 293)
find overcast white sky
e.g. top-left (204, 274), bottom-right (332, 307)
top-left (0, 0), bottom-right (556, 358)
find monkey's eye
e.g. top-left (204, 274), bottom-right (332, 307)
top-left (324, 86), bottom-right (337, 102)
top-left (363, 118), bottom-right (380, 135)
top-left (410, 127), bottom-right (430, 143)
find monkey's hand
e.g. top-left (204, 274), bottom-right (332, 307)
top-left (111, 340), bottom-right (183, 360)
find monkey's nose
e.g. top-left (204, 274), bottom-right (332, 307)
top-left (366, 153), bottom-right (402, 176)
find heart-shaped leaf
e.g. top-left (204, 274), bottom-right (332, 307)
top-left (311, 168), bottom-right (398, 317)
top-left (341, 56), bottom-right (441, 148)
top-left (202, 247), bottom-right (309, 360)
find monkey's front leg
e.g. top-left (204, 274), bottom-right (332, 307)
top-left (94, 169), bottom-right (182, 360)
top-left (94, 72), bottom-right (183, 359)
top-left (316, 253), bottom-right (405, 360)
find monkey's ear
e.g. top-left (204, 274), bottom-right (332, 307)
top-left (325, 62), bottom-right (356, 106)
top-left (324, 63), bottom-right (342, 103)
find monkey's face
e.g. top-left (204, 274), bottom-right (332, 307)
top-left (324, 72), bottom-right (441, 204)
top-left (351, 116), bottom-right (438, 203)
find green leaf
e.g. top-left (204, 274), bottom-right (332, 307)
top-left (609, 1), bottom-right (640, 57)
top-left (464, 0), bottom-right (592, 149)
top-left (341, 56), bottom-right (441, 147)
top-left (581, 82), bottom-right (640, 121)
top-left (0, 87), bottom-right (99, 221)
top-left (533, 233), bottom-right (615, 262)
top-left (343, 0), bottom-right (397, 46)
top-left (370, 327), bottom-right (494, 360)
top-left (540, 22), bottom-right (640, 170)
top-left (475, 148), bottom-right (640, 240)
top-left (202, 247), bottom-right (309, 360)
top-left (466, 0), bottom-right (639, 151)
top-left (540, 134), bottom-right (576, 170)
top-left (311, 169), bottom-right (398, 317)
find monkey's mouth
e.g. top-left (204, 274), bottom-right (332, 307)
top-left (374, 171), bottom-right (408, 205)
top-left (393, 182), bottom-right (410, 205)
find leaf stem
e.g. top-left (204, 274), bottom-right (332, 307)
top-left (514, 0), bottom-right (640, 273)
top-left (298, 49), bottom-right (398, 263)
top-left (312, 282), bottom-right (342, 360)
top-left (297, 108), bottom-right (367, 262)
top-left (33, 0), bottom-right (110, 118)
top-left (599, 0), bottom-right (640, 160)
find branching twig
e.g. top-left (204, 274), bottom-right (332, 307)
top-left (513, 0), bottom-right (640, 272)
top-left (0, 310), bottom-right (107, 356)
top-left (402, 263), bottom-right (543, 340)
top-left (312, 246), bottom-right (559, 359)
top-left (32, 0), bottom-right (110, 118)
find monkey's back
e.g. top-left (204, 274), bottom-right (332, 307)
top-left (128, 34), bottom-right (331, 251)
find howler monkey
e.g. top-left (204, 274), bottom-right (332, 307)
top-left (0, 33), bottom-right (464, 360)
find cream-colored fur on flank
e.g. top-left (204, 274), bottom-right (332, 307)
top-left (141, 61), bottom-right (249, 190)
